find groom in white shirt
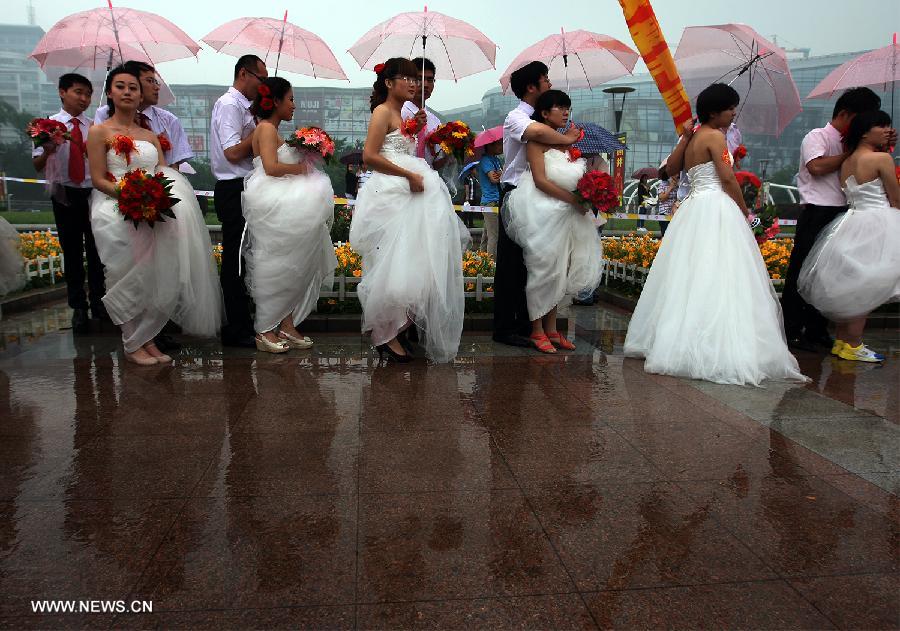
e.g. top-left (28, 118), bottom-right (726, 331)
top-left (400, 57), bottom-right (448, 171)
top-left (493, 61), bottom-right (581, 347)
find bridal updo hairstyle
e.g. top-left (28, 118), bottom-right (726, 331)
top-left (844, 109), bottom-right (892, 152)
top-left (104, 64), bottom-right (141, 116)
top-left (250, 76), bottom-right (291, 119)
top-left (531, 89), bottom-right (571, 124)
top-left (695, 83), bottom-right (740, 124)
top-left (369, 57), bottom-right (418, 112)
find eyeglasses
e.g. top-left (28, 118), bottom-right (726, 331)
top-left (246, 69), bottom-right (266, 82)
top-left (143, 77), bottom-right (160, 86)
top-left (393, 76), bottom-right (422, 85)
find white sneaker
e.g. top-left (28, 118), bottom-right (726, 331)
top-left (837, 343), bottom-right (885, 363)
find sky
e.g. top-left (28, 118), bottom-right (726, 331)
top-left (10, 0), bottom-right (900, 110)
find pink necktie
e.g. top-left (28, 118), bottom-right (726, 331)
top-left (416, 122), bottom-right (427, 159)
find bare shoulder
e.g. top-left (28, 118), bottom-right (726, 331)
top-left (87, 121), bottom-right (111, 140)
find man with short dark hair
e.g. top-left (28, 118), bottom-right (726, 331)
top-left (32, 73), bottom-right (106, 334)
top-left (782, 87), bottom-right (888, 351)
top-left (493, 61), bottom-right (581, 347)
top-left (211, 54), bottom-right (268, 347)
top-left (94, 61), bottom-right (193, 167)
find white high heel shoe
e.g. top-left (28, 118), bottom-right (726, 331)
top-left (255, 334), bottom-right (290, 353)
top-left (278, 330), bottom-right (314, 349)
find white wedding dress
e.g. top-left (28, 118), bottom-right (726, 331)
top-left (242, 144), bottom-right (337, 333)
top-left (504, 148), bottom-right (604, 320)
top-left (90, 140), bottom-right (222, 352)
top-left (798, 175), bottom-right (899, 321)
top-left (349, 129), bottom-right (470, 363)
top-left (0, 217), bottom-right (25, 296)
top-left (624, 161), bottom-right (806, 386)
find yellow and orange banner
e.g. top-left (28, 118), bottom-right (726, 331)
top-left (618, 0), bottom-right (692, 132)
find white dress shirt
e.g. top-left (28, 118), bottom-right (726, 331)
top-left (32, 109), bottom-right (92, 188)
top-left (797, 123), bottom-right (846, 207)
top-left (94, 104), bottom-right (193, 166)
top-left (401, 100), bottom-right (443, 167)
top-left (210, 87), bottom-right (256, 181)
top-left (501, 101), bottom-right (536, 187)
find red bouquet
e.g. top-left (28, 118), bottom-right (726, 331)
top-left (26, 118), bottom-right (70, 147)
top-left (895, 165), bottom-right (900, 185)
top-left (400, 117), bottom-right (422, 138)
top-left (157, 132), bottom-right (172, 153)
top-left (107, 135), bottom-right (138, 165)
top-left (733, 144), bottom-right (748, 160)
top-left (285, 126), bottom-right (336, 163)
top-left (115, 169), bottom-right (180, 228)
top-left (427, 120), bottom-right (476, 163)
top-left (748, 204), bottom-right (780, 244)
top-left (574, 170), bottom-right (618, 213)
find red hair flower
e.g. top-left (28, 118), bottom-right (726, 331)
top-left (260, 98), bottom-right (274, 110)
top-left (157, 132), bottom-right (172, 153)
top-left (374, 63), bottom-right (386, 74)
top-left (257, 84), bottom-right (271, 97)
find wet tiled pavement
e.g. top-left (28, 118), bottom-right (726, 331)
top-left (0, 302), bottom-right (897, 629)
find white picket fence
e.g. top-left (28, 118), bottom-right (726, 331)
top-left (320, 274), bottom-right (495, 302)
top-left (603, 258), bottom-right (785, 288)
top-left (24, 255), bottom-right (64, 284)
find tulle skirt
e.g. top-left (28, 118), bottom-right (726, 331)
top-left (624, 187), bottom-right (806, 386)
top-left (242, 166), bottom-right (336, 333)
top-left (798, 207), bottom-right (900, 321)
top-left (349, 153), bottom-right (470, 363)
top-left (504, 172), bottom-right (604, 320)
top-left (90, 166), bottom-right (222, 352)
top-left (0, 217), bottom-right (25, 297)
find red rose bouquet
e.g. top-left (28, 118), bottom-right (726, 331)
top-left (735, 170), bottom-right (763, 208)
top-left (748, 204), bottom-right (781, 244)
top-left (426, 120), bottom-right (476, 163)
top-left (107, 135), bottom-right (138, 165)
top-left (285, 126), bottom-right (336, 163)
top-left (400, 117), bottom-right (422, 138)
top-left (115, 169), bottom-right (180, 228)
top-left (574, 170), bottom-right (618, 214)
top-left (733, 144), bottom-right (748, 160)
top-left (26, 118), bottom-right (70, 147)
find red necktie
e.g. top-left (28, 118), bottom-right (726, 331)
top-left (137, 111), bottom-right (152, 130)
top-left (68, 119), bottom-right (85, 185)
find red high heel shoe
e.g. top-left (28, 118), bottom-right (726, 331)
top-left (546, 331), bottom-right (575, 350)
top-left (529, 333), bottom-right (557, 354)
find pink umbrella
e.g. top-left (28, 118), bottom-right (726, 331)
top-left (499, 29), bottom-right (639, 94)
top-left (807, 37), bottom-right (899, 117)
top-left (674, 24), bottom-right (802, 136)
top-left (202, 12), bottom-right (347, 80)
top-left (474, 125), bottom-right (503, 148)
top-left (30, 1), bottom-right (200, 70)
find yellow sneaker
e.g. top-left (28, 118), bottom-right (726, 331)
top-left (837, 343), bottom-right (885, 363)
top-left (831, 339), bottom-right (846, 356)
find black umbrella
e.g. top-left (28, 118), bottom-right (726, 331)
top-left (339, 151), bottom-right (363, 165)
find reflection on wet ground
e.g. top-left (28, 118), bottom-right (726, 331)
top-left (0, 301), bottom-right (897, 628)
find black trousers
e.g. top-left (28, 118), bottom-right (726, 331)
top-left (52, 187), bottom-right (105, 310)
top-left (492, 184), bottom-right (530, 338)
top-left (781, 203), bottom-right (846, 339)
top-left (215, 178), bottom-right (253, 337)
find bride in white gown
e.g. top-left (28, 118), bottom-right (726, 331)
top-left (0, 216), bottom-right (25, 297)
top-left (242, 77), bottom-right (336, 354)
top-left (87, 65), bottom-right (221, 365)
top-left (624, 83), bottom-right (806, 386)
top-left (799, 109), bottom-right (900, 363)
top-left (349, 57), bottom-right (469, 363)
top-left (504, 89), bottom-right (604, 353)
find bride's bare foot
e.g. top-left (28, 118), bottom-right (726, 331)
top-left (143, 342), bottom-right (172, 363)
top-left (125, 347), bottom-right (158, 365)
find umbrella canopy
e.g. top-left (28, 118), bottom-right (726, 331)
top-left (347, 8), bottom-right (497, 81)
top-left (500, 29), bottom-right (639, 94)
top-left (30, 4), bottom-right (200, 69)
top-left (807, 41), bottom-right (900, 99)
top-left (339, 151), bottom-right (363, 165)
top-left (202, 13), bottom-right (347, 80)
top-left (569, 122), bottom-right (627, 154)
top-left (674, 24), bottom-right (801, 136)
top-left (631, 167), bottom-right (658, 180)
top-left (474, 125), bottom-right (503, 148)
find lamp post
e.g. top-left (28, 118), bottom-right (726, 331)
top-left (603, 86), bottom-right (635, 208)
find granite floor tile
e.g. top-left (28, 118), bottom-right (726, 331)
top-left (112, 604), bottom-right (356, 630)
top-left (357, 490), bottom-right (573, 602)
top-left (136, 495), bottom-right (357, 610)
top-left (526, 482), bottom-right (777, 590)
top-left (789, 573), bottom-right (900, 630)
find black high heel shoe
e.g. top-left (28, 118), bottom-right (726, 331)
top-left (397, 329), bottom-right (415, 356)
top-left (376, 343), bottom-right (412, 363)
